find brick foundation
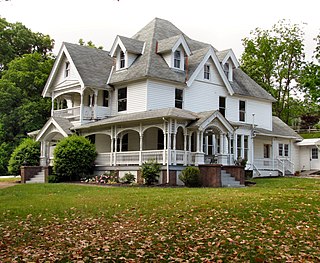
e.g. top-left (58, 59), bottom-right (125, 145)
top-left (198, 164), bottom-right (222, 187)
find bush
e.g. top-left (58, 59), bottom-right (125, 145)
top-left (8, 138), bottom-right (40, 175)
top-left (120, 172), bottom-right (136, 184)
top-left (53, 135), bottom-right (97, 182)
top-left (179, 166), bottom-right (200, 187)
top-left (140, 159), bottom-right (161, 185)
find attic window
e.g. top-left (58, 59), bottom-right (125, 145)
top-left (65, 62), bottom-right (70, 77)
top-left (120, 51), bottom-right (125, 69)
top-left (204, 64), bottom-right (210, 80)
top-left (174, 50), bottom-right (181, 68)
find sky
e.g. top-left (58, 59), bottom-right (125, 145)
top-left (1, 0), bottom-right (319, 60)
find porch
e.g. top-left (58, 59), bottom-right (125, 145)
top-left (252, 158), bottom-right (294, 177)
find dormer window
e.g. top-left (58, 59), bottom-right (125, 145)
top-left (65, 62), bottom-right (70, 78)
top-left (223, 62), bottom-right (229, 76)
top-left (120, 51), bottom-right (125, 69)
top-left (204, 64), bottom-right (210, 80)
top-left (174, 50), bottom-right (181, 68)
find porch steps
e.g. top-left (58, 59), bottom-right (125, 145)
top-left (26, 170), bottom-right (45, 183)
top-left (221, 170), bottom-right (243, 188)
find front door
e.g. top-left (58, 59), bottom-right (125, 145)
top-left (311, 147), bottom-right (320, 170)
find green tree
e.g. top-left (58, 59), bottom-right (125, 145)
top-left (241, 20), bottom-right (305, 124)
top-left (179, 166), bottom-right (200, 187)
top-left (0, 17), bottom-right (54, 73)
top-left (8, 138), bottom-right (40, 175)
top-left (78, 38), bottom-right (103, 49)
top-left (53, 135), bottom-right (97, 182)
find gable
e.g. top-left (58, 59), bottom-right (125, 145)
top-left (42, 44), bottom-right (84, 97)
top-left (193, 56), bottom-right (224, 86)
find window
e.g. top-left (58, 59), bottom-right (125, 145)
top-left (174, 50), bottom-right (181, 68)
top-left (208, 135), bottom-right (214, 155)
top-left (120, 51), bottom-right (125, 69)
top-left (264, 144), bottom-right (271, 158)
top-left (312, 148), bottom-right (318, 159)
top-left (239, 100), bottom-right (246, 122)
top-left (223, 62), bottom-right (229, 76)
top-left (219, 97), bottom-right (226, 117)
top-left (103, 90), bottom-right (109, 107)
top-left (230, 138), bottom-right (234, 154)
top-left (157, 129), bottom-right (164, 150)
top-left (175, 89), bottom-right (183, 109)
top-left (65, 62), bottom-right (70, 77)
top-left (204, 64), bottom-right (210, 80)
top-left (88, 94), bottom-right (95, 107)
top-left (118, 87), bottom-right (127, 112)
top-left (279, 143), bottom-right (289, 157)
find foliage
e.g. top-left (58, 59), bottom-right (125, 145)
top-left (8, 138), bottom-right (40, 175)
top-left (53, 135), bottom-right (97, 182)
top-left (78, 39), bottom-right (103, 49)
top-left (241, 20), bottom-right (305, 124)
top-left (299, 132), bottom-right (320, 139)
top-left (0, 142), bottom-right (13, 175)
top-left (82, 172), bottom-right (119, 184)
top-left (0, 178), bottom-right (319, 261)
top-left (179, 166), bottom-right (200, 187)
top-left (140, 159), bottom-right (161, 185)
top-left (0, 17), bottom-right (54, 73)
top-left (120, 172), bottom-right (136, 184)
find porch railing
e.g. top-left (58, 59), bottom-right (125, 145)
top-left (53, 106), bottom-right (80, 118)
top-left (254, 158), bottom-right (294, 175)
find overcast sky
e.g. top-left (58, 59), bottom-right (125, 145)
top-left (1, 0), bottom-right (319, 60)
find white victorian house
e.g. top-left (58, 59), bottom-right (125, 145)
top-left (35, 18), bottom-right (304, 184)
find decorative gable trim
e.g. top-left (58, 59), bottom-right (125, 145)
top-left (157, 34), bottom-right (191, 56)
top-left (109, 36), bottom-right (126, 57)
top-left (36, 117), bottom-right (69, 142)
top-left (198, 111), bottom-right (234, 133)
top-left (172, 35), bottom-right (191, 56)
top-left (186, 47), bottom-right (235, 95)
top-left (221, 49), bottom-right (240, 68)
top-left (42, 43), bottom-right (84, 97)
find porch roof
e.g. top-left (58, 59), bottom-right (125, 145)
top-left (296, 138), bottom-right (320, 146)
top-left (74, 108), bottom-right (198, 130)
top-left (255, 116), bottom-right (302, 140)
top-left (36, 117), bottom-right (73, 142)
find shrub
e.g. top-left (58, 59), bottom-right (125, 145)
top-left (140, 159), bottom-right (161, 185)
top-left (179, 166), bottom-right (200, 187)
top-left (120, 172), bottom-right (136, 184)
top-left (53, 135), bottom-right (96, 182)
top-left (8, 138), bottom-right (40, 175)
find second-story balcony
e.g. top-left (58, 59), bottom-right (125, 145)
top-left (53, 106), bottom-right (110, 121)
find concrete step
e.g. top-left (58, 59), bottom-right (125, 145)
top-left (221, 170), bottom-right (244, 187)
top-left (26, 171), bottom-right (45, 183)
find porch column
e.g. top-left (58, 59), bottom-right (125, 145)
top-left (119, 135), bottom-right (123, 152)
top-left (183, 132), bottom-right (187, 166)
top-left (223, 133), bottom-right (228, 154)
top-left (220, 134), bottom-right (224, 154)
top-left (40, 141), bottom-right (47, 166)
top-left (51, 92), bottom-right (55, 116)
top-left (93, 90), bottom-right (98, 119)
top-left (110, 127), bottom-right (114, 166)
top-left (163, 130), bottom-right (167, 165)
top-left (113, 136), bottom-right (117, 166)
top-left (200, 131), bottom-right (204, 153)
top-left (139, 134), bottom-right (143, 165)
top-left (80, 90), bottom-right (84, 124)
top-left (188, 133), bottom-right (192, 164)
top-left (173, 131), bottom-right (177, 165)
top-left (167, 120), bottom-right (171, 165)
top-left (196, 131), bottom-right (200, 152)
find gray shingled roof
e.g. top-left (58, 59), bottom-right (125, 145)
top-left (118, 36), bottom-right (145, 54)
top-left (231, 68), bottom-right (276, 101)
top-left (216, 49), bottom-right (231, 62)
top-left (255, 116), bottom-right (302, 140)
top-left (75, 108), bottom-right (198, 130)
top-left (64, 42), bottom-right (113, 89)
top-left (157, 35), bottom-right (182, 53)
top-left (52, 117), bottom-right (73, 135)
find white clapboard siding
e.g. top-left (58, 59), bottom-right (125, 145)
top-left (52, 55), bottom-right (79, 88)
top-left (184, 80), bottom-right (228, 113)
top-left (147, 80), bottom-right (175, 110)
top-left (127, 81), bottom-right (147, 113)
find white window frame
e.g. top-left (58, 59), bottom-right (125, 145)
top-left (312, 148), bottom-right (318, 159)
top-left (120, 51), bottom-right (125, 69)
top-left (204, 64), bottom-right (210, 80)
top-left (65, 62), bottom-right (70, 78)
top-left (239, 100), bottom-right (246, 122)
top-left (174, 50), bottom-right (181, 69)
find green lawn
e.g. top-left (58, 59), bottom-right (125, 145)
top-left (0, 178), bottom-right (319, 262)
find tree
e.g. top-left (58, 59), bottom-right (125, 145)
top-left (78, 38), bottom-right (103, 49)
top-left (179, 167), bottom-right (200, 187)
top-left (298, 33), bottom-right (320, 104)
top-left (53, 135), bottom-right (97, 182)
top-left (8, 138), bottom-right (40, 175)
top-left (0, 17), bottom-right (54, 73)
top-left (241, 20), bottom-right (305, 124)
